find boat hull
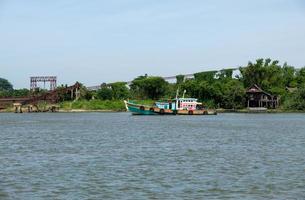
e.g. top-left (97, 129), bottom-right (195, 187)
top-left (125, 101), bottom-right (156, 115)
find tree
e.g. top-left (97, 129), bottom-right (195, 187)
top-left (130, 76), bottom-right (169, 99)
top-left (0, 78), bottom-right (13, 91)
top-left (57, 85), bottom-right (73, 101)
top-left (109, 82), bottom-right (130, 100)
top-left (240, 58), bottom-right (284, 94)
top-left (97, 87), bottom-right (113, 100)
top-left (217, 69), bottom-right (233, 80)
top-left (166, 83), bottom-right (178, 99)
top-left (220, 80), bottom-right (245, 109)
top-left (78, 83), bottom-right (94, 100)
top-left (283, 86), bottom-right (305, 110)
top-left (130, 75), bottom-right (147, 98)
top-left (176, 75), bottom-right (185, 85)
top-left (282, 63), bottom-right (297, 87)
top-left (181, 79), bottom-right (200, 98)
top-left (296, 67), bottom-right (305, 87)
top-left (194, 71), bottom-right (217, 83)
top-left (12, 89), bottom-right (30, 97)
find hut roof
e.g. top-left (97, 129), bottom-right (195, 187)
top-left (246, 84), bottom-right (272, 97)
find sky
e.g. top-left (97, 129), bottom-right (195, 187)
top-left (1, 0), bottom-right (305, 89)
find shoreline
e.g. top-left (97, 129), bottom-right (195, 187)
top-left (58, 109), bottom-right (125, 113)
top-left (216, 109), bottom-right (305, 113)
top-left (0, 109), bottom-right (126, 113)
top-left (1, 108), bottom-right (305, 113)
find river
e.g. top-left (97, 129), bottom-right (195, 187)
top-left (0, 113), bottom-right (305, 199)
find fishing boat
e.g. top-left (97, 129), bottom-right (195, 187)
top-left (124, 98), bottom-right (217, 115)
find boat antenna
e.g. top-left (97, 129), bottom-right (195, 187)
top-left (175, 87), bottom-right (179, 99)
top-left (182, 90), bottom-right (186, 98)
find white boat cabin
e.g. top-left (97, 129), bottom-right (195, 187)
top-left (155, 98), bottom-right (202, 111)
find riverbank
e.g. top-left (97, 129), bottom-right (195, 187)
top-left (216, 108), bottom-right (305, 113)
top-left (60, 100), bottom-right (303, 113)
top-left (58, 109), bottom-right (122, 113)
top-left (1, 99), bottom-right (305, 113)
top-left (0, 100), bottom-right (127, 113)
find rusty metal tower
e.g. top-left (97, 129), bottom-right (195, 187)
top-left (30, 76), bottom-right (57, 91)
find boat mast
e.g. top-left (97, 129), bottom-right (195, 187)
top-left (175, 88), bottom-right (179, 110)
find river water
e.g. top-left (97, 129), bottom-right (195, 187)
top-left (0, 113), bottom-right (305, 199)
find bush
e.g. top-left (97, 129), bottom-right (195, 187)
top-left (96, 88), bottom-right (113, 100)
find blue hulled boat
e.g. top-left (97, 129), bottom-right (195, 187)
top-left (124, 99), bottom-right (217, 115)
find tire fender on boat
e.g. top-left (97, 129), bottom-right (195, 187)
top-left (160, 109), bottom-right (165, 114)
top-left (140, 106), bottom-right (145, 111)
top-left (149, 107), bottom-right (154, 112)
top-left (188, 110), bottom-right (193, 115)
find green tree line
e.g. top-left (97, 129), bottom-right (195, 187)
top-left (2, 58), bottom-right (305, 110)
top-left (0, 78), bottom-right (30, 97)
top-left (89, 58), bottom-right (305, 110)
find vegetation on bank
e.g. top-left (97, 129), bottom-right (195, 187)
top-left (59, 100), bottom-right (126, 111)
top-left (1, 58), bottom-right (305, 111)
top-left (58, 99), bottom-right (155, 111)
top-left (0, 78), bottom-right (30, 97)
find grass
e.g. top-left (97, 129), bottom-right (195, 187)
top-left (59, 99), bottom-right (126, 111)
top-left (59, 99), bottom-right (158, 112)
top-left (1, 99), bottom-right (157, 113)
top-left (129, 99), bottom-right (155, 106)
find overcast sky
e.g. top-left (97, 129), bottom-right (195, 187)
top-left (1, 0), bottom-right (305, 89)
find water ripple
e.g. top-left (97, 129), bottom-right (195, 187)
top-left (0, 113), bottom-right (305, 199)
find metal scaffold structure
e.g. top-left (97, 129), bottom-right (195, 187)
top-left (30, 76), bottom-right (57, 91)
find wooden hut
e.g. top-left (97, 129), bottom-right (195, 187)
top-left (246, 84), bottom-right (279, 109)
